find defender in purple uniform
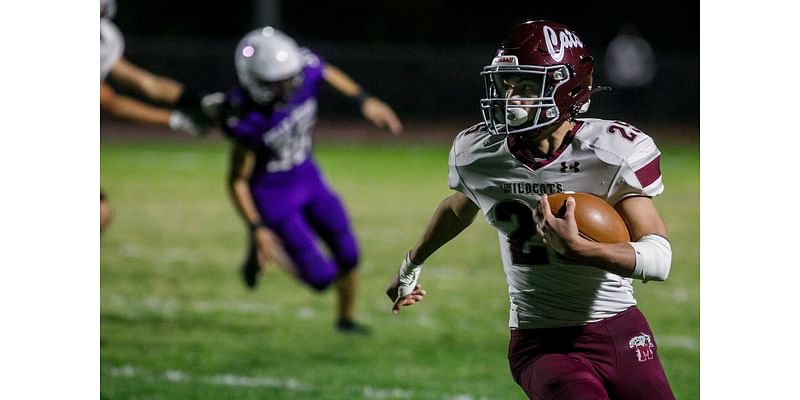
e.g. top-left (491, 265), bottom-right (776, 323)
top-left (214, 27), bottom-right (402, 334)
top-left (386, 21), bottom-right (675, 398)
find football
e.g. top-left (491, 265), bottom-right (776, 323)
top-left (546, 192), bottom-right (630, 243)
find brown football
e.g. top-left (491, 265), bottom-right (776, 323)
top-left (546, 192), bottom-right (631, 243)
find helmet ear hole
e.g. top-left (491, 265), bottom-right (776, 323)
top-left (568, 86), bottom-right (583, 98)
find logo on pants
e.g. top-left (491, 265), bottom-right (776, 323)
top-left (628, 333), bottom-right (655, 362)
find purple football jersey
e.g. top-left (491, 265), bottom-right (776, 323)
top-left (222, 50), bottom-right (325, 185)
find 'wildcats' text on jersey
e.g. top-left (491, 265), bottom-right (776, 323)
top-left (448, 118), bottom-right (663, 329)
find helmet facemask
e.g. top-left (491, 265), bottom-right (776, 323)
top-left (480, 61), bottom-right (572, 136)
top-left (246, 74), bottom-right (304, 105)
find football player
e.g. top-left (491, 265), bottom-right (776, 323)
top-left (386, 21), bottom-right (675, 399)
top-left (209, 26), bottom-right (402, 334)
top-left (100, 0), bottom-right (210, 232)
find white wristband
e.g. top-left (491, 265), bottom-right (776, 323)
top-left (630, 234), bottom-right (672, 283)
top-left (396, 253), bottom-right (423, 299)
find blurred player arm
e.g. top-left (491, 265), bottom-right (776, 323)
top-left (227, 143), bottom-right (265, 228)
top-left (100, 81), bottom-right (172, 126)
top-left (322, 64), bottom-right (403, 134)
top-left (227, 143), bottom-right (294, 270)
top-left (102, 58), bottom-right (210, 135)
top-left (386, 192), bottom-right (479, 313)
top-left (536, 195), bottom-right (670, 280)
top-left (107, 57), bottom-right (182, 104)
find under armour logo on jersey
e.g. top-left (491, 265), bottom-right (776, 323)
top-left (628, 333), bottom-right (655, 362)
top-left (543, 26), bottom-right (584, 62)
top-left (560, 161), bottom-right (580, 173)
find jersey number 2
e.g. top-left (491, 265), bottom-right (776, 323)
top-left (606, 121), bottom-right (641, 142)
top-left (494, 201), bottom-right (548, 266)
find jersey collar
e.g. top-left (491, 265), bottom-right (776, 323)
top-left (507, 120), bottom-right (584, 171)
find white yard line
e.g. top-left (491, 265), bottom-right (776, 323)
top-left (107, 295), bottom-right (275, 316)
top-left (106, 364), bottom-right (500, 399)
top-left (659, 335), bottom-right (699, 352)
top-left (109, 364), bottom-right (310, 391)
top-left (361, 386), bottom-right (413, 399)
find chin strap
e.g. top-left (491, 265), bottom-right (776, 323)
top-left (590, 85), bottom-right (613, 94)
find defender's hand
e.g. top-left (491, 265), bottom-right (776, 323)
top-left (200, 92), bottom-right (225, 121)
top-left (168, 110), bottom-right (210, 136)
top-left (253, 226), bottom-right (295, 272)
top-left (361, 98), bottom-right (403, 135)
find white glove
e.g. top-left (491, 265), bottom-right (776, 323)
top-left (201, 92), bottom-right (225, 121)
top-left (396, 253), bottom-right (423, 299)
top-left (168, 110), bottom-right (206, 136)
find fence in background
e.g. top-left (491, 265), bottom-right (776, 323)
top-left (122, 35), bottom-right (699, 127)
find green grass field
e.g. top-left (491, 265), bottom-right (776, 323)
top-left (101, 132), bottom-right (699, 399)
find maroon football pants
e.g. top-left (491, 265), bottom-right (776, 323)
top-left (508, 306), bottom-right (675, 400)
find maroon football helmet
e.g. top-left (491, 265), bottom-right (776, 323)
top-left (480, 20), bottom-right (596, 135)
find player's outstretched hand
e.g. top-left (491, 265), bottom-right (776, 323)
top-left (386, 253), bottom-right (426, 314)
top-left (386, 276), bottom-right (426, 315)
top-left (200, 92), bottom-right (225, 122)
top-left (361, 98), bottom-right (404, 135)
top-left (168, 110), bottom-right (210, 136)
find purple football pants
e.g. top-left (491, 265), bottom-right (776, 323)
top-left (250, 161), bottom-right (359, 290)
top-left (508, 306), bottom-right (675, 400)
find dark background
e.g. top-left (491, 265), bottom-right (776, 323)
top-left (112, 0), bottom-right (699, 127)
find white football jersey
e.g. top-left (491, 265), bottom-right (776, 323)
top-left (448, 118), bottom-right (664, 329)
top-left (100, 18), bottom-right (124, 81)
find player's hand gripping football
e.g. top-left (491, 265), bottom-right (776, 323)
top-left (534, 194), bottom-right (585, 258)
top-left (361, 98), bottom-right (404, 135)
top-left (386, 254), bottom-right (426, 314)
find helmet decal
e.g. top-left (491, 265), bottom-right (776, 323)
top-left (543, 25), bottom-right (584, 62)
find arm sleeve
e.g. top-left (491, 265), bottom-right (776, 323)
top-left (100, 19), bottom-right (124, 81)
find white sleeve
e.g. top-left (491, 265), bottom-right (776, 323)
top-left (630, 234), bottom-right (672, 282)
top-left (447, 137), bottom-right (479, 206)
top-left (100, 18), bottom-right (125, 81)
